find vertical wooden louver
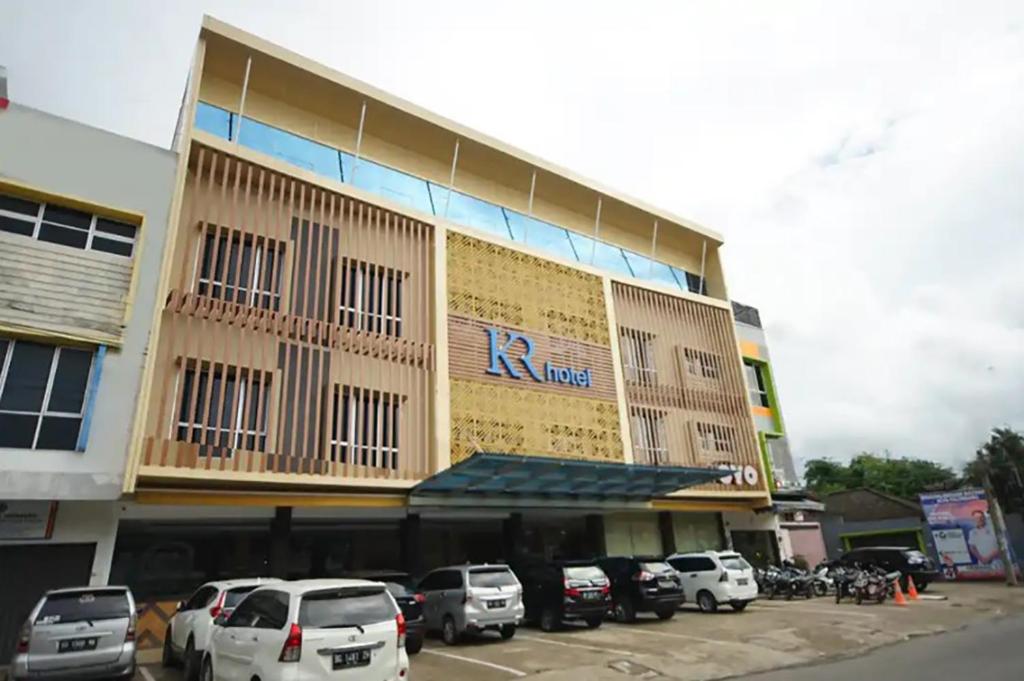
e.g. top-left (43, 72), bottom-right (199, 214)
top-left (140, 143), bottom-right (435, 482)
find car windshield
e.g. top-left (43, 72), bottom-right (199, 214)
top-left (720, 555), bottom-right (752, 571)
top-left (641, 561), bottom-right (674, 574)
top-left (564, 565), bottom-right (606, 581)
top-left (384, 581), bottom-right (414, 598)
top-left (36, 591), bottom-right (130, 624)
top-left (224, 586), bottom-right (257, 608)
top-left (468, 568), bottom-right (518, 588)
top-left (298, 587), bottom-right (397, 628)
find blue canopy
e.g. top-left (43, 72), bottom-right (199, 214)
top-left (411, 452), bottom-right (727, 501)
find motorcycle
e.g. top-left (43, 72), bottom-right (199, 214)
top-left (764, 562), bottom-right (815, 600)
top-left (811, 560), bottom-right (836, 597)
top-left (851, 564), bottom-right (890, 604)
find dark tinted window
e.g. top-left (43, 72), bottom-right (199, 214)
top-left (35, 417), bottom-right (82, 449)
top-left (227, 596), bottom-right (259, 627)
top-left (691, 558), bottom-right (717, 572)
top-left (417, 572), bottom-right (442, 591)
top-left (564, 566), bottom-right (606, 581)
top-left (38, 223), bottom-right (89, 249)
top-left (95, 218), bottom-right (137, 239)
top-left (37, 590), bottom-right (130, 624)
top-left (668, 557), bottom-right (694, 572)
top-left (43, 204), bottom-right (92, 229)
top-left (468, 568), bottom-right (517, 588)
top-left (92, 237), bottom-right (134, 257)
top-left (0, 194), bottom-right (40, 216)
top-left (384, 582), bottom-right (413, 598)
top-left (0, 215), bottom-right (34, 236)
top-left (251, 591), bottom-right (289, 630)
top-left (441, 570), bottom-right (464, 590)
top-left (640, 561), bottom-right (675, 574)
top-left (720, 555), bottom-right (751, 571)
top-left (0, 342), bottom-right (54, 410)
top-left (224, 586), bottom-right (258, 609)
top-left (48, 348), bottom-right (92, 413)
top-left (299, 587), bottom-right (397, 628)
top-left (184, 586), bottom-right (218, 611)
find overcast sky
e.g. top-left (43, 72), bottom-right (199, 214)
top-left (3, 1), bottom-right (1022, 473)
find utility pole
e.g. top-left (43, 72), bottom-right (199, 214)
top-left (983, 470), bottom-right (1019, 587)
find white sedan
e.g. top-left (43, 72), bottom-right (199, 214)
top-left (201, 579), bottom-right (410, 681)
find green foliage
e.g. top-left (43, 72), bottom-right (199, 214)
top-left (963, 427), bottom-right (1024, 514)
top-left (804, 452), bottom-right (958, 500)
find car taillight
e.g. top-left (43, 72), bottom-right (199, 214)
top-left (396, 612), bottom-right (407, 648)
top-left (209, 591), bottom-right (226, 618)
top-left (564, 587), bottom-right (582, 598)
top-left (601, 585), bottom-right (610, 595)
top-left (414, 592), bottom-right (426, 604)
top-left (632, 571), bottom-right (655, 582)
top-left (125, 612), bottom-right (137, 642)
top-left (279, 623), bottom-right (302, 662)
top-left (16, 620), bottom-right (30, 654)
top-left (719, 571), bottom-right (729, 583)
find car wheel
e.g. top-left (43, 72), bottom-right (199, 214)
top-left (161, 628), bottom-right (177, 667)
top-left (655, 608), bottom-right (675, 620)
top-left (613, 598), bottom-right (636, 623)
top-left (183, 637), bottom-right (198, 681)
top-left (406, 633), bottom-right (424, 655)
top-left (731, 601), bottom-right (749, 612)
top-left (585, 616), bottom-right (603, 629)
top-left (916, 580), bottom-right (929, 593)
top-left (500, 624), bottom-right (517, 640)
top-left (539, 608), bottom-right (559, 632)
top-left (200, 656), bottom-right (214, 681)
top-left (697, 591), bottom-right (718, 613)
top-left (441, 616), bottom-right (460, 646)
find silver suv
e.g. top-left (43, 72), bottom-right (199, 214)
top-left (11, 586), bottom-right (137, 681)
top-left (418, 564), bottom-right (524, 644)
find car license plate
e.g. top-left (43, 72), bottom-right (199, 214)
top-left (487, 599), bottom-right (506, 609)
top-left (583, 591), bottom-right (601, 600)
top-left (332, 648), bottom-right (372, 669)
top-left (737, 578), bottom-right (749, 586)
top-left (58, 637), bottom-right (98, 653)
top-left (657, 579), bottom-right (676, 589)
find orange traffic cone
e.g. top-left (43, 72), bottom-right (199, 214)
top-left (892, 579), bottom-right (908, 606)
top-left (906, 576), bottom-right (920, 601)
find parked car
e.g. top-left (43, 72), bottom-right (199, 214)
top-left (162, 578), bottom-right (281, 680)
top-left (418, 564), bottom-right (524, 644)
top-left (201, 579), bottom-right (409, 681)
top-left (11, 586), bottom-right (137, 681)
top-left (667, 551), bottom-right (758, 612)
top-left (596, 556), bottom-right (684, 622)
top-left (514, 559), bottom-right (611, 631)
top-left (836, 546), bottom-right (939, 590)
top-left (342, 570), bottom-right (425, 654)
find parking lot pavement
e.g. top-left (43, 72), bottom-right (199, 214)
top-left (136, 583), bottom-right (1024, 681)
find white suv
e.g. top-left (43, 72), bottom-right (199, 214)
top-left (201, 579), bottom-right (410, 681)
top-left (666, 551), bottom-right (757, 612)
top-left (163, 578), bottom-right (281, 680)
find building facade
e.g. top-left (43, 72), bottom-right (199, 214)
top-left (0, 98), bottom-right (176, 659)
top-left (106, 17), bottom-right (773, 642)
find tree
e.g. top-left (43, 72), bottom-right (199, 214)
top-left (963, 427), bottom-right (1024, 514)
top-left (804, 452), bottom-right (959, 499)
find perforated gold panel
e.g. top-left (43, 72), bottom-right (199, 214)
top-left (447, 232), bottom-right (609, 345)
top-left (450, 378), bottom-right (624, 464)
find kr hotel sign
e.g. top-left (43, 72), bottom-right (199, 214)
top-left (485, 327), bottom-right (594, 388)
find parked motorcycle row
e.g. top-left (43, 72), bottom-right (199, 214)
top-left (754, 560), bottom-right (903, 605)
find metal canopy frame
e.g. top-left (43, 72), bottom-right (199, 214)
top-left (411, 452), bottom-right (727, 501)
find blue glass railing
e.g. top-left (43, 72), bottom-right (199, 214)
top-left (194, 101), bottom-right (707, 295)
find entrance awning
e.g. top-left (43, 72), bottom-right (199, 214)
top-left (411, 452), bottom-right (727, 502)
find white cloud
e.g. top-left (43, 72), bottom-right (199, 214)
top-left (2, 0), bottom-right (1021, 472)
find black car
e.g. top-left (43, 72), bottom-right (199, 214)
top-left (596, 556), bottom-right (684, 622)
top-left (837, 547), bottom-right (939, 591)
top-left (514, 560), bottom-right (611, 631)
top-left (343, 571), bottom-right (425, 653)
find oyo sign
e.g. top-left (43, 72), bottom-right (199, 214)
top-left (485, 327), bottom-right (593, 389)
top-left (717, 464), bottom-right (760, 487)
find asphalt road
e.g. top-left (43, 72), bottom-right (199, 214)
top-left (733, 613), bottom-right (1024, 681)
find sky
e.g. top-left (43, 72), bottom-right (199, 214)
top-left (2, 1), bottom-right (1022, 473)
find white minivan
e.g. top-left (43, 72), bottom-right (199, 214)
top-left (666, 551), bottom-right (758, 612)
top-left (201, 579), bottom-right (409, 681)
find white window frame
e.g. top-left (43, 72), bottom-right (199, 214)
top-left (0, 339), bottom-right (94, 450)
top-left (621, 328), bottom-right (657, 385)
top-left (744, 361), bottom-right (770, 408)
top-left (339, 260), bottom-right (404, 336)
top-left (684, 348), bottom-right (721, 380)
top-left (0, 195), bottom-right (137, 257)
top-left (631, 408), bottom-right (668, 465)
top-left (193, 229), bottom-right (283, 310)
top-left (174, 364), bottom-right (269, 456)
top-left (330, 385), bottom-right (400, 469)
top-left (696, 422), bottom-right (736, 455)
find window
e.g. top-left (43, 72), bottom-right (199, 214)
top-left (429, 184), bottom-right (512, 239)
top-left (0, 338), bottom-right (94, 450)
top-left (440, 570), bottom-right (464, 590)
top-left (329, 385), bottom-right (401, 469)
top-left (691, 557), bottom-right (717, 572)
top-left (621, 328), bottom-right (656, 385)
top-left (0, 193), bottom-right (137, 257)
top-left (299, 587), bottom-right (397, 628)
top-left (683, 348), bottom-right (721, 380)
top-left (248, 591), bottom-right (289, 630)
top-left (196, 228), bottom-right (284, 311)
top-left (695, 422), bottom-right (736, 455)
top-left (468, 568), bottom-right (518, 588)
top-left (339, 259), bottom-right (405, 337)
top-left (506, 212), bottom-right (579, 262)
top-left (744, 361), bottom-right (770, 407)
top-left (36, 590), bottom-right (130, 624)
top-left (631, 408), bottom-right (668, 465)
top-left (182, 586), bottom-right (218, 611)
top-left (175, 363), bottom-right (270, 455)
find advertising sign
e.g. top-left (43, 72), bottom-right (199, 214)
top-left (0, 500), bottom-right (58, 540)
top-left (919, 489), bottom-right (1012, 581)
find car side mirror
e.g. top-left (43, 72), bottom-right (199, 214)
top-left (213, 613), bottom-right (230, 627)
top-left (176, 601), bottom-right (186, 612)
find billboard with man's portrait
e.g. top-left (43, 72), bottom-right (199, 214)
top-left (920, 489), bottom-right (1013, 580)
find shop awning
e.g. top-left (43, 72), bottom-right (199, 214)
top-left (411, 452), bottom-right (728, 502)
